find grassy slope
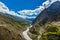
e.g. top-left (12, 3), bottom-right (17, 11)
top-left (40, 22), bottom-right (60, 40)
top-left (30, 21), bottom-right (60, 40)
top-left (0, 14), bottom-right (30, 40)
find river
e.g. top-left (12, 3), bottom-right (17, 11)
top-left (22, 24), bottom-right (42, 40)
top-left (22, 25), bottom-right (32, 40)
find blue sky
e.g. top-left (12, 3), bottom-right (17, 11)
top-left (0, 0), bottom-right (46, 22)
top-left (0, 0), bottom-right (58, 22)
top-left (0, 0), bottom-right (46, 11)
top-left (0, 0), bottom-right (57, 22)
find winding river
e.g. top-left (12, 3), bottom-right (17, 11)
top-left (23, 25), bottom-right (32, 40)
top-left (22, 24), bottom-right (42, 40)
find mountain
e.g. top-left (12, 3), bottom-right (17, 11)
top-left (0, 2), bottom-right (32, 23)
top-left (32, 1), bottom-right (60, 25)
top-left (0, 13), bottom-right (30, 40)
top-left (1, 12), bottom-right (29, 22)
top-left (29, 1), bottom-right (60, 40)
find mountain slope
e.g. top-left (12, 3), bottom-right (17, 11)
top-left (29, 1), bottom-right (60, 40)
top-left (32, 1), bottom-right (60, 25)
top-left (0, 13), bottom-right (30, 40)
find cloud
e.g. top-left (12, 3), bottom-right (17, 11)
top-left (0, 2), bottom-right (9, 13)
top-left (18, 0), bottom-right (59, 20)
top-left (0, 2), bottom-right (36, 20)
top-left (18, 0), bottom-right (58, 14)
top-left (18, 6), bottom-right (45, 16)
top-left (0, 2), bottom-right (20, 18)
top-left (0, 0), bottom-right (60, 22)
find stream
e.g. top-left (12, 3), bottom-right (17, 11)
top-left (22, 24), bottom-right (41, 40)
top-left (22, 24), bottom-right (32, 40)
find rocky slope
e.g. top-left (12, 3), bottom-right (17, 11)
top-left (0, 13), bottom-right (30, 40)
top-left (29, 1), bottom-right (60, 40)
top-left (32, 1), bottom-right (60, 25)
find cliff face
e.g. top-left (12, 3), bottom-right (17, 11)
top-left (29, 1), bottom-right (60, 40)
top-left (0, 13), bottom-right (29, 40)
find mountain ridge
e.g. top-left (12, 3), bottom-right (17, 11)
top-left (0, 13), bottom-right (30, 40)
top-left (32, 1), bottom-right (60, 25)
top-left (29, 1), bottom-right (60, 40)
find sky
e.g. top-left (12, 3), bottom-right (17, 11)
top-left (0, 0), bottom-right (46, 11)
top-left (0, 0), bottom-right (58, 22)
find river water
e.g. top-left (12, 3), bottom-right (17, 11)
top-left (22, 25), bottom-right (32, 40)
top-left (22, 24), bottom-right (42, 40)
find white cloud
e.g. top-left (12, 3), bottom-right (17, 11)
top-left (0, 2), bottom-right (17, 15)
top-left (18, 0), bottom-right (59, 20)
top-left (0, 0), bottom-right (60, 21)
top-left (0, 2), bottom-right (9, 13)
top-left (0, 2), bottom-right (36, 20)
top-left (18, 6), bottom-right (45, 16)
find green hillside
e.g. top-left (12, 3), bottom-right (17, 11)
top-left (29, 1), bottom-right (60, 40)
top-left (0, 14), bottom-right (30, 40)
top-left (40, 22), bottom-right (60, 40)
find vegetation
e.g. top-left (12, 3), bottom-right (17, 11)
top-left (0, 14), bottom-right (30, 40)
top-left (41, 23), bottom-right (60, 40)
top-left (42, 32), bottom-right (60, 40)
